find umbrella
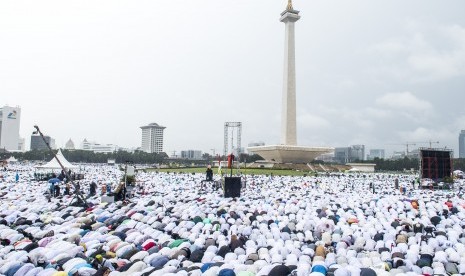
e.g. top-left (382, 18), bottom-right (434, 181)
top-left (48, 178), bottom-right (61, 184)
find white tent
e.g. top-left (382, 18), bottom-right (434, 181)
top-left (346, 167), bottom-right (361, 173)
top-left (6, 156), bottom-right (17, 163)
top-left (36, 149), bottom-right (77, 170)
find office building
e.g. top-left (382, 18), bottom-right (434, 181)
top-left (334, 147), bottom-right (351, 164)
top-left (31, 134), bottom-right (55, 151)
top-left (141, 123), bottom-right (166, 153)
top-left (0, 106), bottom-right (21, 151)
top-left (334, 145), bottom-right (365, 164)
top-left (459, 130), bottom-right (465, 158)
top-left (351, 145), bottom-right (365, 161)
top-left (181, 150), bottom-right (202, 160)
top-left (367, 149), bottom-right (385, 160)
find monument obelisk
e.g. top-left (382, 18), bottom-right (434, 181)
top-left (248, 0), bottom-right (334, 163)
top-left (280, 0), bottom-right (300, 146)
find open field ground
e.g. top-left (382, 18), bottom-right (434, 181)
top-left (146, 167), bottom-right (316, 176)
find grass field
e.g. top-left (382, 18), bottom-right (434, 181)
top-left (146, 167), bottom-right (316, 176)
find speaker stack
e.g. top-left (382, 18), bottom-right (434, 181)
top-left (224, 177), bottom-right (241, 198)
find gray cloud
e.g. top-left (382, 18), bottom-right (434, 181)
top-left (375, 92), bottom-right (432, 112)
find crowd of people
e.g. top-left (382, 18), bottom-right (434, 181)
top-left (0, 163), bottom-right (465, 276)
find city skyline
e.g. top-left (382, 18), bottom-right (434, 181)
top-left (1, 1), bottom-right (465, 156)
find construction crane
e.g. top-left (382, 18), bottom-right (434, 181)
top-left (386, 142), bottom-right (417, 155)
top-left (415, 141), bottom-right (440, 148)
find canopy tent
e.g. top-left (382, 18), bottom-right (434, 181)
top-left (36, 149), bottom-right (77, 170)
top-left (6, 156), bottom-right (17, 163)
top-left (345, 167), bottom-right (361, 173)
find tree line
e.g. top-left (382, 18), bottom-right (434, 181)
top-left (2, 150), bottom-right (265, 166)
top-left (3, 149), bottom-right (168, 164)
top-left (360, 157), bottom-right (465, 172)
top-left (2, 149), bottom-right (465, 172)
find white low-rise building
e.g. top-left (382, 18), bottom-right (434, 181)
top-left (346, 163), bottom-right (376, 173)
top-left (81, 139), bottom-right (119, 153)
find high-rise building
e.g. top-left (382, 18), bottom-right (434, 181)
top-left (141, 123), bottom-right (166, 153)
top-left (459, 130), bottom-right (465, 158)
top-left (30, 134), bottom-right (54, 151)
top-left (334, 145), bottom-right (365, 164)
top-left (334, 147), bottom-right (351, 164)
top-left (181, 150), bottom-right (202, 160)
top-left (0, 106), bottom-right (21, 151)
top-left (367, 149), bottom-right (385, 160)
top-left (351, 145), bottom-right (365, 161)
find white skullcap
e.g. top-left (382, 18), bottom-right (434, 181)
top-left (334, 267), bottom-right (350, 276)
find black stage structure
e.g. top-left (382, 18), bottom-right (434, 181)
top-left (419, 148), bottom-right (453, 181)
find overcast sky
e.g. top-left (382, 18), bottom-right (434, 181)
top-left (1, 0), bottom-right (465, 157)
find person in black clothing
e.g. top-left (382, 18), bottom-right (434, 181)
top-left (64, 183), bottom-right (70, 196)
top-left (206, 165), bottom-right (213, 181)
top-left (90, 182), bottom-right (97, 196)
top-left (59, 170), bottom-right (65, 181)
top-left (75, 182), bottom-right (80, 193)
top-left (114, 183), bottom-right (126, 201)
top-left (54, 184), bottom-right (60, 197)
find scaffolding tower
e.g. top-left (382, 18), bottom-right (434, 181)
top-left (419, 148), bottom-right (453, 180)
top-left (224, 122), bottom-right (242, 158)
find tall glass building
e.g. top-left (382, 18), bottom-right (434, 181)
top-left (459, 130), bottom-right (465, 158)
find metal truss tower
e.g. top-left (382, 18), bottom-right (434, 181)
top-left (224, 122), bottom-right (242, 158)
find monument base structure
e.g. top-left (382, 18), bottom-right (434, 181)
top-left (248, 145), bottom-right (333, 164)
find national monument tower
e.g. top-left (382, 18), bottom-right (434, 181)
top-left (248, 0), bottom-right (333, 163)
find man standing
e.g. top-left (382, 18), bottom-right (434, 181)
top-left (90, 182), bottom-right (97, 196)
top-left (206, 165), bottom-right (213, 181)
top-left (54, 184), bottom-right (60, 197)
top-left (64, 183), bottom-right (70, 195)
top-left (49, 182), bottom-right (55, 196)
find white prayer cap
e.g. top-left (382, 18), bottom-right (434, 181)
top-left (224, 252), bottom-right (238, 263)
top-left (334, 267), bottom-right (350, 276)
top-left (234, 247), bottom-right (245, 256)
top-left (271, 253), bottom-right (283, 264)
top-left (285, 254), bottom-right (298, 266)
top-left (212, 255), bottom-right (224, 262)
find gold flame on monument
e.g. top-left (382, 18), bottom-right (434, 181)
top-left (287, 0), bottom-right (293, 10)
